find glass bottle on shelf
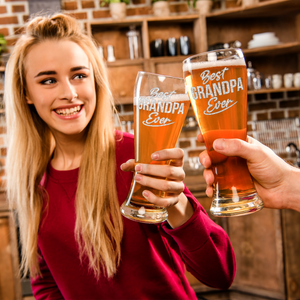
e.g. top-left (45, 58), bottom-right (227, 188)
top-left (126, 26), bottom-right (142, 60)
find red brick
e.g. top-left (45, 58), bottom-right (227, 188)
top-left (180, 129), bottom-right (198, 138)
top-left (99, 0), bottom-right (109, 7)
top-left (0, 28), bottom-right (9, 36)
top-left (93, 9), bottom-right (111, 18)
top-left (23, 15), bottom-right (29, 23)
top-left (195, 140), bottom-right (205, 147)
top-left (82, 0), bottom-right (95, 8)
top-left (279, 100), bottom-right (300, 108)
top-left (0, 6), bottom-right (7, 14)
top-left (288, 110), bottom-right (300, 118)
top-left (270, 111), bottom-right (285, 119)
top-left (13, 27), bottom-right (23, 35)
top-left (0, 178), bottom-right (6, 190)
top-left (188, 150), bottom-right (201, 157)
top-left (0, 16), bottom-right (18, 25)
top-left (0, 168), bottom-right (5, 177)
top-left (248, 102), bottom-right (276, 112)
top-left (63, 1), bottom-right (78, 10)
top-left (123, 104), bottom-right (133, 112)
top-left (132, 0), bottom-right (145, 4)
top-left (256, 112), bottom-right (269, 121)
top-left (6, 37), bottom-right (18, 46)
top-left (66, 12), bottom-right (87, 20)
top-left (127, 7), bottom-right (151, 16)
top-left (12, 5), bottom-right (25, 12)
top-left (0, 127), bottom-right (6, 134)
top-left (179, 140), bottom-right (191, 148)
top-left (169, 3), bottom-right (188, 13)
top-left (0, 158), bottom-right (5, 167)
top-left (0, 148), bottom-right (6, 156)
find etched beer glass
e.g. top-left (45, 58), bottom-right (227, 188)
top-left (183, 49), bottom-right (264, 216)
top-left (120, 72), bottom-right (190, 223)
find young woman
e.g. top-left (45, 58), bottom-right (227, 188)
top-left (5, 13), bottom-right (236, 299)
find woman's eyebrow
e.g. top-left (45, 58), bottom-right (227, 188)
top-left (70, 66), bottom-right (89, 72)
top-left (34, 70), bottom-right (56, 78)
top-left (34, 66), bottom-right (89, 78)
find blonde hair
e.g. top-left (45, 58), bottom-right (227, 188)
top-left (5, 13), bottom-right (123, 279)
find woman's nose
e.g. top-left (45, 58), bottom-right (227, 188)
top-left (59, 80), bottom-right (77, 101)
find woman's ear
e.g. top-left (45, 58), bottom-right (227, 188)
top-left (25, 95), bottom-right (33, 104)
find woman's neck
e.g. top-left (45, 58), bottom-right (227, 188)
top-left (51, 132), bottom-right (86, 171)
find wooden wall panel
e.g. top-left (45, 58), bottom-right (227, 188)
top-left (228, 209), bottom-right (285, 299)
top-left (0, 212), bottom-right (21, 300)
top-left (107, 64), bottom-right (144, 104)
top-left (281, 209), bottom-right (300, 300)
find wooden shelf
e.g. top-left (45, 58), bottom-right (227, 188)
top-left (89, 14), bottom-right (199, 26)
top-left (208, 0), bottom-right (300, 19)
top-left (248, 87), bottom-right (300, 94)
top-left (243, 42), bottom-right (300, 57)
top-left (106, 58), bottom-right (144, 67)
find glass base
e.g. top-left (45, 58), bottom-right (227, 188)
top-left (210, 193), bottom-right (264, 217)
top-left (120, 201), bottom-right (168, 224)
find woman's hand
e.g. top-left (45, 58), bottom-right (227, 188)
top-left (198, 133), bottom-right (300, 211)
top-left (121, 148), bottom-right (194, 228)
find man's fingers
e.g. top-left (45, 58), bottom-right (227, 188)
top-left (199, 150), bottom-right (212, 168)
top-left (197, 132), bottom-right (204, 143)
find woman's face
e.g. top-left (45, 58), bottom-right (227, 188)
top-left (25, 39), bottom-right (96, 139)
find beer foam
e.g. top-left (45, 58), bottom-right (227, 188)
top-left (134, 93), bottom-right (189, 105)
top-left (182, 57), bottom-right (245, 73)
top-left (169, 93), bottom-right (190, 102)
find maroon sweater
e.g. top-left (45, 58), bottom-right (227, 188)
top-left (31, 132), bottom-right (236, 300)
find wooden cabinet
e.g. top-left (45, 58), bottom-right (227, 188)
top-left (88, 0), bottom-right (300, 105)
top-left (0, 194), bottom-right (22, 300)
top-left (87, 15), bottom-right (206, 104)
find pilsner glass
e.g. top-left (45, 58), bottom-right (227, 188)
top-left (120, 71), bottom-right (190, 224)
top-left (183, 48), bottom-right (264, 216)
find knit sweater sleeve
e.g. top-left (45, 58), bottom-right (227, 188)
top-left (31, 249), bottom-right (64, 300)
top-left (161, 186), bottom-right (236, 290)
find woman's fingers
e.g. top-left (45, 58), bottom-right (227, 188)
top-left (151, 148), bottom-right (184, 167)
top-left (142, 190), bottom-right (183, 208)
top-left (120, 159), bottom-right (135, 172)
top-left (135, 163), bottom-right (185, 181)
top-left (135, 173), bottom-right (185, 194)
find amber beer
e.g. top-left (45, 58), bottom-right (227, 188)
top-left (183, 49), bottom-right (263, 216)
top-left (130, 92), bottom-right (190, 208)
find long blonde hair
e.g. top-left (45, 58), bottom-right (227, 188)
top-left (5, 13), bottom-right (123, 279)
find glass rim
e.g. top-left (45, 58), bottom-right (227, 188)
top-left (182, 48), bottom-right (244, 65)
top-left (137, 71), bottom-right (184, 81)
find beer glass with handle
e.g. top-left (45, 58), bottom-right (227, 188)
top-left (183, 48), bottom-right (264, 216)
top-left (120, 71), bottom-right (190, 224)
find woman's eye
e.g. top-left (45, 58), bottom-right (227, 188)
top-left (74, 74), bottom-right (87, 80)
top-left (41, 78), bottom-right (56, 85)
